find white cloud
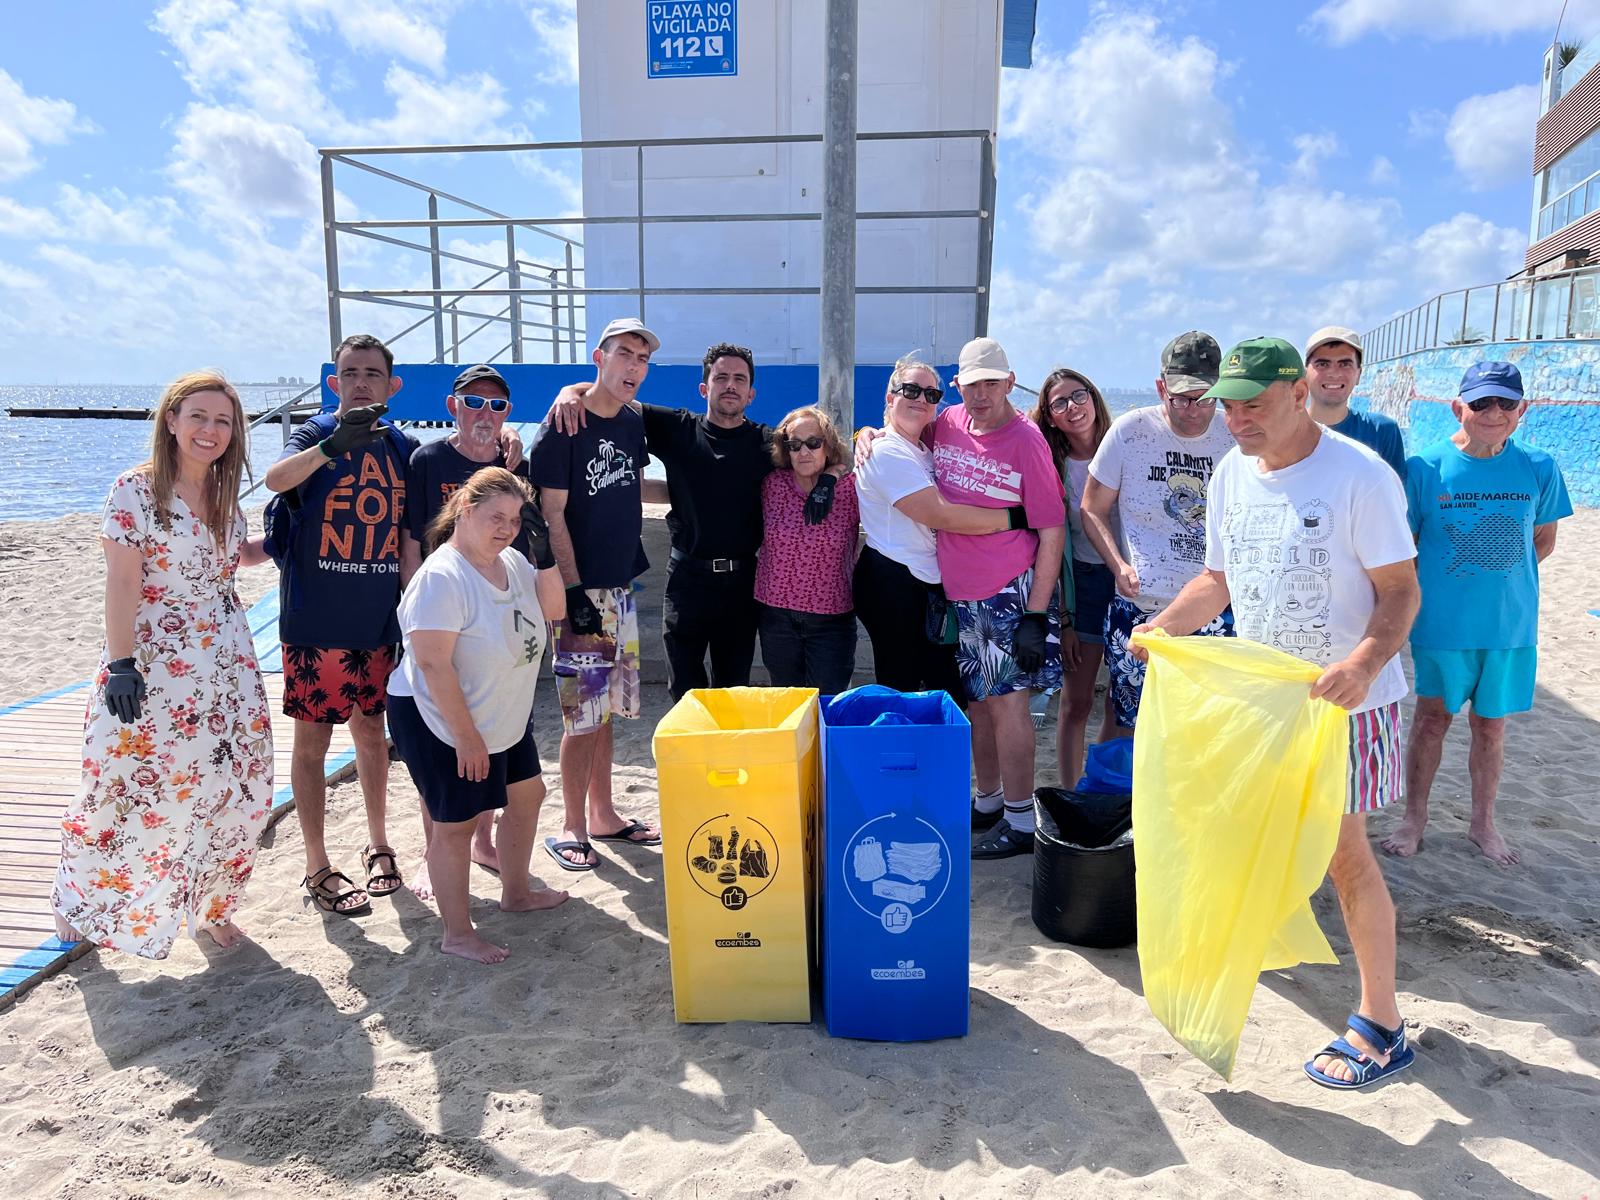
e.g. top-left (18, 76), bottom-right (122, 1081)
top-left (1369, 155), bottom-right (1398, 186)
top-left (0, 196), bottom-right (60, 239)
top-left (0, 70), bottom-right (95, 182)
top-left (1308, 1), bottom-right (1574, 44)
top-left (527, 0), bottom-right (579, 86)
top-left (1444, 84), bottom-right (1539, 190)
top-left (1404, 212), bottom-right (1526, 295)
top-left (1290, 132), bottom-right (1342, 184)
top-left (366, 65), bottom-right (515, 145)
top-left (169, 106), bottom-right (323, 220)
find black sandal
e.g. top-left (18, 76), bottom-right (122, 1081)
top-left (303, 866), bottom-right (371, 916)
top-left (363, 844), bottom-right (403, 897)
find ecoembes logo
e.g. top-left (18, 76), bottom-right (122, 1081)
top-left (714, 930), bottom-right (761, 948)
top-left (870, 959), bottom-right (926, 981)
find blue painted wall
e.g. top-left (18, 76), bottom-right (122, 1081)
top-left (319, 362), bottom-right (954, 431)
top-left (1352, 340), bottom-right (1600, 506)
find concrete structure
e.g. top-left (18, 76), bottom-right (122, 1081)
top-left (1529, 40), bottom-right (1600, 272)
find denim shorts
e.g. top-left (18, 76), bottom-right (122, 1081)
top-left (1071, 559), bottom-right (1115, 646)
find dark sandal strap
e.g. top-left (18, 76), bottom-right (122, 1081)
top-left (305, 867), bottom-right (368, 911)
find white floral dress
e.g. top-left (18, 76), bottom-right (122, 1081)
top-left (52, 470), bottom-right (274, 957)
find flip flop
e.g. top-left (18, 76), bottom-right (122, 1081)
top-left (972, 818), bottom-right (1034, 859)
top-left (1304, 1013), bottom-right (1416, 1090)
top-left (591, 819), bottom-right (661, 846)
top-left (543, 837), bottom-right (597, 872)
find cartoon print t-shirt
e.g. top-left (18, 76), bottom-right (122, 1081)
top-left (1204, 429), bottom-right (1416, 715)
top-left (529, 404), bottom-right (650, 588)
top-left (1087, 405), bottom-right (1237, 609)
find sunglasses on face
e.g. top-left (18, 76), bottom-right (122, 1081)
top-left (1047, 388), bottom-right (1092, 413)
top-left (784, 435), bottom-right (826, 452)
top-left (1466, 395), bottom-right (1520, 413)
top-left (456, 392), bottom-right (510, 413)
top-left (892, 382), bottom-right (944, 404)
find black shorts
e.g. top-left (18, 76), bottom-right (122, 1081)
top-left (386, 693), bottom-right (541, 824)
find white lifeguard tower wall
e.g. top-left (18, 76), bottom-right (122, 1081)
top-left (575, 0), bottom-right (1007, 368)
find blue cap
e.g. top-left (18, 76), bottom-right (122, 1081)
top-left (1459, 361), bottom-right (1523, 404)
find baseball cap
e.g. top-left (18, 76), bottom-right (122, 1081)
top-left (956, 337), bottom-right (1013, 384)
top-left (1305, 325), bottom-right (1364, 366)
top-left (452, 363), bottom-right (510, 397)
top-left (1459, 361), bottom-right (1523, 403)
top-left (596, 316), bottom-right (661, 354)
top-left (1203, 337), bottom-right (1306, 402)
top-left (1161, 331), bottom-right (1221, 393)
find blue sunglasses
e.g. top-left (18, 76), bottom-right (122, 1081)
top-left (455, 392), bottom-right (510, 413)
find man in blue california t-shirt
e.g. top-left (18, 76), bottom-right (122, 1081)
top-left (1382, 361), bottom-right (1571, 866)
top-left (1303, 326), bottom-right (1406, 477)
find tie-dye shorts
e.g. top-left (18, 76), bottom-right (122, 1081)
top-left (552, 586), bottom-right (641, 735)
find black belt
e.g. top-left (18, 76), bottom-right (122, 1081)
top-left (670, 548), bottom-right (753, 574)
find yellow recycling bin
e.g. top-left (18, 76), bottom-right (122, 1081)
top-left (652, 687), bottom-right (820, 1023)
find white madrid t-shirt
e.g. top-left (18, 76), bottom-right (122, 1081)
top-left (1203, 429), bottom-right (1416, 714)
top-left (856, 430), bottom-right (941, 584)
top-left (1087, 406), bottom-right (1237, 609)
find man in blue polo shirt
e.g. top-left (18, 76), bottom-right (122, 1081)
top-left (1383, 361), bottom-right (1571, 866)
top-left (265, 333), bottom-right (418, 918)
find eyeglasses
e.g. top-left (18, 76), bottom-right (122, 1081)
top-left (892, 382), bottom-right (944, 404)
top-left (784, 435), bottom-right (826, 452)
top-left (1465, 395), bottom-right (1521, 412)
top-left (1047, 388), bottom-right (1092, 413)
top-left (456, 392), bottom-right (510, 413)
top-left (1167, 393), bottom-right (1216, 410)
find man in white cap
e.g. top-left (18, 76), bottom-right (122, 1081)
top-left (932, 337), bottom-right (1067, 859)
top-left (528, 317), bottom-right (663, 873)
top-left (1303, 326), bottom-right (1406, 477)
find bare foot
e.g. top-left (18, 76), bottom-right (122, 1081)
top-left (501, 887), bottom-right (569, 912)
top-left (198, 922), bottom-right (252, 949)
top-left (1380, 821), bottom-right (1426, 857)
top-left (53, 914), bottom-right (82, 943)
top-left (1469, 823), bottom-right (1520, 866)
top-left (410, 862), bottom-right (436, 902)
top-left (471, 839), bottom-right (501, 874)
top-left (441, 932), bottom-right (510, 964)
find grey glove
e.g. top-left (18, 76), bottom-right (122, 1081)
top-left (320, 403), bottom-right (389, 459)
top-left (103, 657), bottom-right (146, 724)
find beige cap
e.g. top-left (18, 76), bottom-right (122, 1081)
top-left (596, 316), bottom-right (660, 354)
top-left (956, 336), bottom-right (1013, 384)
top-left (1305, 325), bottom-right (1363, 366)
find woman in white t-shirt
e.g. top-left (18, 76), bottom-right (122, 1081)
top-left (1031, 367), bottom-right (1117, 785)
top-left (387, 467), bottom-right (568, 964)
top-left (854, 356), bottom-right (1023, 701)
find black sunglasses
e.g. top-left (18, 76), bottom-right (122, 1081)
top-left (456, 392), bottom-right (510, 412)
top-left (784, 435), bottom-right (825, 452)
top-left (892, 382), bottom-right (944, 403)
top-left (1465, 395), bottom-right (1520, 413)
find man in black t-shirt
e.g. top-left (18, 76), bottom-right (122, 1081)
top-left (549, 341), bottom-right (775, 699)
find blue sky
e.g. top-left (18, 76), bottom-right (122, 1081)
top-left (0, 1), bottom-right (1591, 388)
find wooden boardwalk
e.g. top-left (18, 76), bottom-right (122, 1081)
top-left (0, 595), bottom-right (356, 1008)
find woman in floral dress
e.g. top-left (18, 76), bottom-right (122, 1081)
top-left (52, 370), bottom-right (274, 957)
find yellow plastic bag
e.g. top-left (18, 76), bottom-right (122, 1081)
top-left (1130, 631), bottom-right (1349, 1079)
top-left (652, 687), bottom-right (820, 1023)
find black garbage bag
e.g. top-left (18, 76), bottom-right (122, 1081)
top-left (1031, 786), bottom-right (1136, 949)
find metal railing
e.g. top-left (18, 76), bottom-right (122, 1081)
top-left (319, 129), bottom-right (997, 363)
top-left (1365, 262), bottom-right (1600, 363)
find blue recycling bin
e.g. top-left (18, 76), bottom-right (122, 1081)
top-left (819, 686), bottom-right (971, 1041)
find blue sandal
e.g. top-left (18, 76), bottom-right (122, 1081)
top-left (1304, 1013), bottom-right (1415, 1090)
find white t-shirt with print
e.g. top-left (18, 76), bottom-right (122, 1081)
top-left (856, 430), bottom-right (941, 584)
top-left (1204, 429), bottom-right (1416, 714)
top-left (1087, 406), bottom-right (1236, 608)
top-left (390, 544), bottom-right (547, 751)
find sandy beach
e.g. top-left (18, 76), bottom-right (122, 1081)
top-left (0, 505), bottom-right (1597, 1198)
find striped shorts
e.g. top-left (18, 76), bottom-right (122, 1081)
top-left (1347, 701), bottom-right (1402, 815)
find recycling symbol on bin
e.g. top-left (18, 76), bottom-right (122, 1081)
top-left (686, 812), bottom-right (779, 910)
top-left (843, 812), bottom-right (952, 934)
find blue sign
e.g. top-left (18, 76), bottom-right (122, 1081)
top-left (646, 0), bottom-right (737, 79)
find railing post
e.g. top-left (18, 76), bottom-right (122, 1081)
top-left (819, 0), bottom-right (858, 435)
top-left (506, 226), bottom-right (523, 363)
top-left (1490, 284), bottom-right (1502, 341)
top-left (450, 301), bottom-right (460, 363)
top-left (320, 153), bottom-right (342, 356)
top-left (1460, 290), bottom-right (1469, 343)
top-left (565, 242), bottom-right (578, 361)
top-left (636, 144), bottom-right (647, 323)
top-left (975, 133), bottom-right (996, 337)
top-left (547, 268), bottom-right (560, 362)
top-left (428, 192), bottom-right (445, 363)
top-left (1568, 269), bottom-right (1580, 337)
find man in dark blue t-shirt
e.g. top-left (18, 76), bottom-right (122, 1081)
top-left (529, 317), bottom-right (661, 873)
top-left (1304, 326), bottom-right (1407, 476)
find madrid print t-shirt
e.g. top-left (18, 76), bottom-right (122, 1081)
top-left (529, 404), bottom-right (650, 588)
top-left (1204, 429), bottom-right (1416, 714)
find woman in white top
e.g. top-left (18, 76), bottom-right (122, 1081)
top-left (1031, 367), bottom-right (1118, 785)
top-left (387, 467), bottom-right (568, 964)
top-left (853, 356), bottom-right (1023, 701)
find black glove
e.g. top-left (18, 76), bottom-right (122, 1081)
top-left (320, 403), bottom-right (389, 459)
top-left (1006, 506), bottom-right (1030, 530)
top-left (804, 473), bottom-right (837, 526)
top-left (520, 500), bottom-right (555, 570)
top-left (104, 657), bottom-right (146, 724)
top-left (1013, 612), bottom-right (1049, 675)
top-left (564, 586), bottom-right (602, 636)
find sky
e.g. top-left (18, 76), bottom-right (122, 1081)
top-left (0, 0), bottom-right (1594, 388)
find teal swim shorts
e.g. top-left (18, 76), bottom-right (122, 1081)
top-left (1411, 646), bottom-right (1536, 718)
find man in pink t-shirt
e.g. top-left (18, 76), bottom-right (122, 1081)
top-left (934, 337), bottom-right (1067, 859)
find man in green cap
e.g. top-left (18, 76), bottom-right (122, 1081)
top-left (1133, 336), bottom-right (1422, 1090)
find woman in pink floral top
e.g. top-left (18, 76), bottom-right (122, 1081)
top-left (52, 371), bottom-right (274, 958)
top-left (754, 406), bottom-right (859, 692)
